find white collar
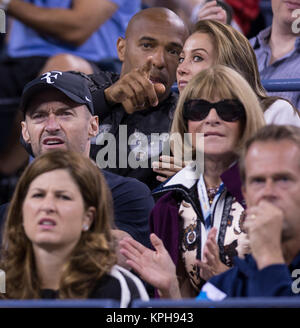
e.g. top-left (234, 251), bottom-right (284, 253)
top-left (163, 161), bottom-right (203, 189)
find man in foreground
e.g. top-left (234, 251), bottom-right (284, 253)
top-left (201, 124), bottom-right (300, 298)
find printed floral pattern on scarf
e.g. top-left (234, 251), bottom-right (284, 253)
top-left (179, 197), bottom-right (248, 292)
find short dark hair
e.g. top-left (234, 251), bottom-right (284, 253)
top-left (239, 125), bottom-right (300, 184)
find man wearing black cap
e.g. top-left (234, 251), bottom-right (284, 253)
top-left (20, 70), bottom-right (98, 158)
top-left (0, 70), bottom-right (154, 267)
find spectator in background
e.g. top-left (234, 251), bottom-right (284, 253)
top-left (89, 7), bottom-right (188, 190)
top-left (0, 149), bottom-right (149, 305)
top-left (192, 0), bottom-right (262, 37)
top-left (0, 71), bottom-right (155, 268)
top-left (2, 0), bottom-right (140, 73)
top-left (225, 0), bottom-right (260, 35)
top-left (142, 0), bottom-right (258, 35)
top-left (142, 1), bottom-right (230, 29)
top-left (190, 1), bottom-right (233, 26)
top-left (120, 66), bottom-right (265, 298)
top-left (153, 20), bottom-right (300, 183)
top-left (250, 0), bottom-right (300, 110)
top-left (141, 0), bottom-right (202, 28)
top-left (176, 20), bottom-right (300, 125)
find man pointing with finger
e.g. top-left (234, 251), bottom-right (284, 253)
top-left (89, 8), bottom-right (189, 190)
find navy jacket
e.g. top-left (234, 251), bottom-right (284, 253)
top-left (0, 169), bottom-right (154, 248)
top-left (207, 253), bottom-right (300, 297)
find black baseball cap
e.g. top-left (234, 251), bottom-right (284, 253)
top-left (20, 70), bottom-right (94, 115)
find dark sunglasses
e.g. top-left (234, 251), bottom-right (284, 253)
top-left (183, 99), bottom-right (246, 122)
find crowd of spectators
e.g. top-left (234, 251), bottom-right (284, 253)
top-left (0, 0), bottom-right (299, 306)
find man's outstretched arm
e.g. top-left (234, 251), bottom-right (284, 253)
top-left (5, 0), bottom-right (119, 46)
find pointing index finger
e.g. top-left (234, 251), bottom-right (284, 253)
top-left (141, 56), bottom-right (153, 78)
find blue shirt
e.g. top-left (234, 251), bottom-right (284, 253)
top-left (250, 26), bottom-right (300, 110)
top-left (7, 0), bottom-right (141, 61)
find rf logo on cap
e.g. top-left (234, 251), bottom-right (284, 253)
top-left (41, 71), bottom-right (63, 84)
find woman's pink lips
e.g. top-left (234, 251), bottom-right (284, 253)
top-left (178, 80), bottom-right (188, 88)
top-left (38, 218), bottom-right (57, 230)
top-left (204, 132), bottom-right (224, 137)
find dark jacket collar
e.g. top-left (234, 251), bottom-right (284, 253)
top-left (220, 162), bottom-right (246, 208)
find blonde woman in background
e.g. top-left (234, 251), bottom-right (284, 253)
top-left (121, 65), bottom-right (265, 298)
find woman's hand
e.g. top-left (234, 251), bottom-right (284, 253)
top-left (196, 227), bottom-right (229, 281)
top-left (119, 233), bottom-right (181, 299)
top-left (152, 155), bottom-right (186, 183)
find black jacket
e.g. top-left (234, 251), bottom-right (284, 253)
top-left (89, 71), bottom-right (178, 190)
top-left (0, 169), bottom-right (154, 248)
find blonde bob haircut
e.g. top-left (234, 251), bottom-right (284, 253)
top-left (0, 149), bottom-right (116, 299)
top-left (171, 65), bottom-right (266, 159)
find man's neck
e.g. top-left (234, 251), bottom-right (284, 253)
top-left (269, 20), bottom-right (298, 65)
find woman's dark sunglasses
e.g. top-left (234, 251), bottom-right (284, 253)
top-left (183, 99), bottom-right (246, 122)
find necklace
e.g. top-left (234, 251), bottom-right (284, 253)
top-left (206, 186), bottom-right (219, 205)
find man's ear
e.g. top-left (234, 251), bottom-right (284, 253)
top-left (21, 120), bottom-right (31, 144)
top-left (88, 115), bottom-right (99, 138)
top-left (117, 37), bottom-right (126, 62)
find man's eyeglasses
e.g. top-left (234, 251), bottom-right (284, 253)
top-left (183, 99), bottom-right (246, 122)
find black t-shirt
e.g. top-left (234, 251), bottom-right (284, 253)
top-left (40, 266), bottom-right (148, 307)
top-left (89, 71), bottom-right (178, 190)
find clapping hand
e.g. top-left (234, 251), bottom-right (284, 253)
top-left (119, 233), bottom-right (181, 298)
top-left (196, 227), bottom-right (229, 281)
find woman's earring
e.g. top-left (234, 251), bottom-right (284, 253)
top-left (82, 224), bottom-right (89, 231)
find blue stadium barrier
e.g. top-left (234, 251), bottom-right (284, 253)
top-left (0, 299), bottom-right (120, 308)
top-left (132, 297), bottom-right (300, 308)
top-left (171, 79), bottom-right (300, 94)
top-left (1, 297), bottom-right (300, 308)
top-left (262, 79), bottom-right (300, 92)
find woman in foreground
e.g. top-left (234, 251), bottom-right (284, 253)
top-left (0, 150), bottom-right (148, 306)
